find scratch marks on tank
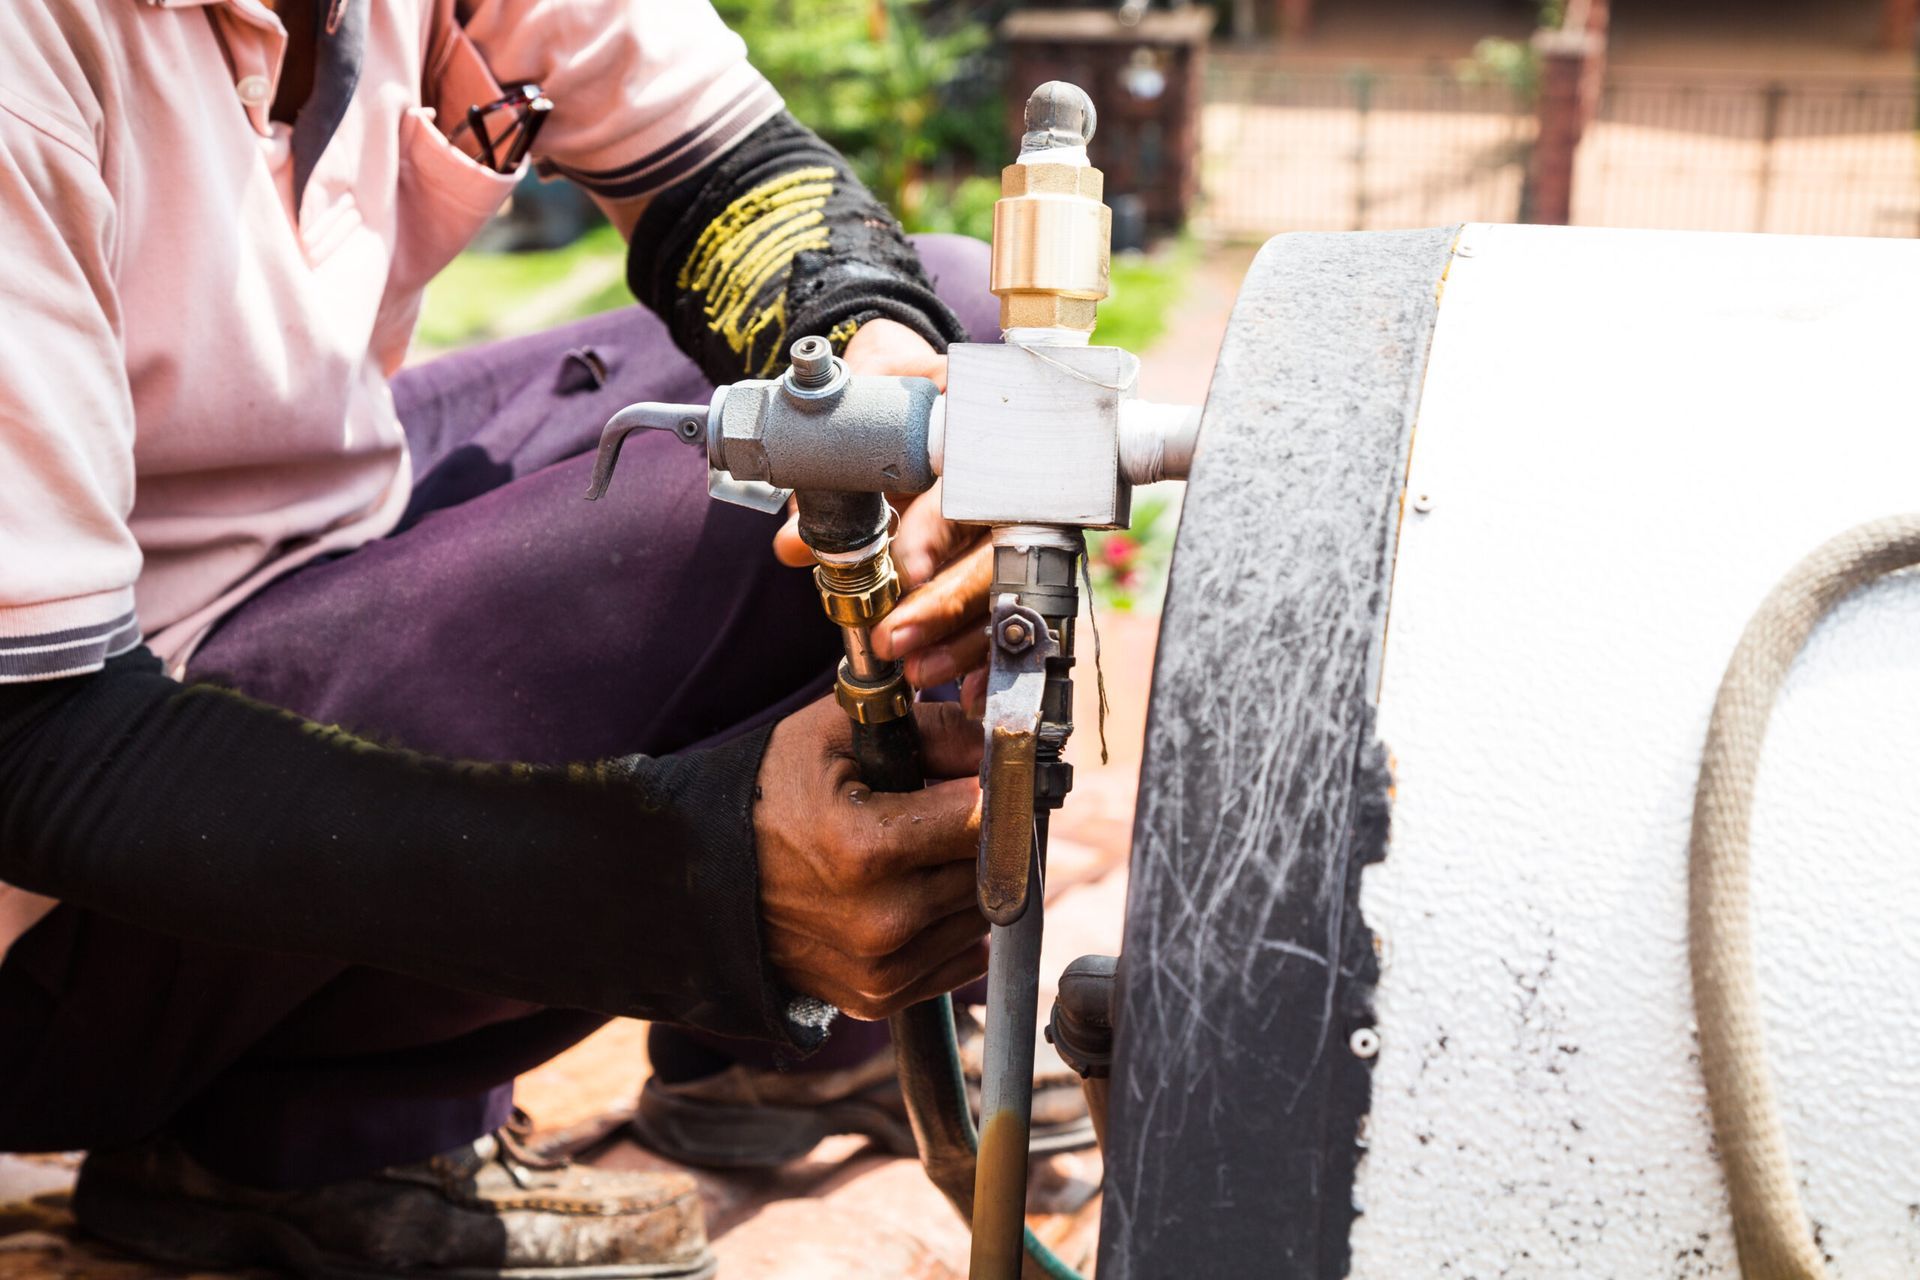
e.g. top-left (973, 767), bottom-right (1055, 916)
top-left (1101, 227), bottom-right (1463, 1277)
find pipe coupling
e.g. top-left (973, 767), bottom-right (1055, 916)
top-left (835, 665), bottom-right (913, 725)
top-left (990, 162), bottom-right (1112, 333)
top-left (815, 552), bottom-right (901, 630)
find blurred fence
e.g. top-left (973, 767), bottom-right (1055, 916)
top-left (1199, 54), bottom-right (1920, 240)
top-left (1198, 56), bottom-right (1536, 237)
top-left (1575, 75), bottom-right (1920, 238)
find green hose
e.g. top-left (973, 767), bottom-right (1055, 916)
top-left (888, 994), bottom-right (1088, 1279)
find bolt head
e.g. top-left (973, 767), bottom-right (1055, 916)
top-left (788, 335), bottom-right (834, 388)
top-left (996, 616), bottom-right (1036, 653)
top-left (1349, 1026), bottom-right (1381, 1060)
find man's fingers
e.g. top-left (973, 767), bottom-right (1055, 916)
top-left (960, 668), bottom-right (988, 718)
top-left (904, 626), bottom-right (989, 691)
top-left (842, 773), bottom-right (980, 874)
top-left (772, 509), bottom-right (812, 567)
top-left (906, 861), bottom-right (981, 926)
top-left (844, 868), bottom-right (981, 960)
top-left (893, 485), bottom-right (981, 590)
top-left (842, 318), bottom-right (947, 388)
top-left (887, 938), bottom-right (992, 1015)
top-left (874, 543), bottom-right (993, 661)
top-left (910, 700), bottom-right (985, 778)
top-left (876, 905), bottom-right (989, 986)
top-left (787, 900), bottom-right (988, 1020)
top-left (841, 909), bottom-right (991, 1019)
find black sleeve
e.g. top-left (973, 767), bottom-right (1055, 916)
top-left (626, 111), bottom-right (969, 384)
top-left (0, 648), bottom-right (828, 1049)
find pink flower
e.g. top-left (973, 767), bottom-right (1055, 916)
top-left (1101, 534), bottom-right (1139, 568)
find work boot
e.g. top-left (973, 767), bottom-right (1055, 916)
top-left (633, 1010), bottom-right (1093, 1169)
top-left (72, 1118), bottom-right (715, 1279)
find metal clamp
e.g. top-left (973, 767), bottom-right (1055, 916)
top-left (977, 596), bottom-right (1058, 925)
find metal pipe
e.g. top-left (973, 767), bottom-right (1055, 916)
top-left (926, 396), bottom-right (1198, 485)
top-left (969, 829), bottom-right (1046, 1280)
top-left (1046, 954), bottom-right (1118, 1155)
top-left (841, 626), bottom-right (884, 683)
top-left (1119, 401), bottom-right (1202, 484)
top-left (972, 532), bottom-right (1080, 1280)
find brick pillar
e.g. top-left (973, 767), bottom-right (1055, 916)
top-left (1884, 0), bottom-right (1918, 51)
top-left (1276, 0), bottom-right (1314, 39)
top-left (1527, 28), bottom-right (1601, 225)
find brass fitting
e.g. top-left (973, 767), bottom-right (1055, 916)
top-left (835, 665), bottom-right (913, 724)
top-left (990, 162), bottom-right (1112, 334)
top-left (814, 551), bottom-right (901, 630)
top-left (989, 82), bottom-right (1112, 334)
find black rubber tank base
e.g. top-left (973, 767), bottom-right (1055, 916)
top-left (1097, 226), bottom-right (1460, 1279)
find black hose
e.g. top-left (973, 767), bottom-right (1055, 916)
top-left (851, 716), bottom-right (927, 794)
top-left (852, 716), bottom-right (976, 1210)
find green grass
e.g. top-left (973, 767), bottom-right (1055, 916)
top-left (415, 223), bottom-right (628, 350)
top-left (416, 223), bottom-right (1196, 366)
top-left (1092, 239), bottom-right (1197, 355)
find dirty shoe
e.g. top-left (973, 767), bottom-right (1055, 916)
top-left (72, 1122), bottom-right (714, 1279)
top-left (633, 1010), bottom-right (1093, 1169)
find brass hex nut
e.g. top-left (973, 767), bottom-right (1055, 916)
top-left (999, 293), bottom-right (1100, 332)
top-left (1000, 162), bottom-right (1106, 201)
top-left (835, 671), bottom-right (912, 724)
top-left (815, 565), bottom-right (900, 628)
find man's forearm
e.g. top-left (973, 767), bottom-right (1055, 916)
top-left (0, 649), bottom-right (816, 1044)
top-left (626, 112), bottom-right (968, 384)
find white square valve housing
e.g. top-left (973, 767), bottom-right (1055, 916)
top-left (940, 342), bottom-right (1139, 529)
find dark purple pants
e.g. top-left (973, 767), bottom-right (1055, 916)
top-left (0, 235), bottom-right (995, 1189)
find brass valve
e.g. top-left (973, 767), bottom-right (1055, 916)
top-left (989, 81), bottom-right (1112, 334)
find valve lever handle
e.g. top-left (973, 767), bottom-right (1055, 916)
top-left (977, 598), bottom-right (1058, 926)
top-left (584, 401), bottom-right (709, 501)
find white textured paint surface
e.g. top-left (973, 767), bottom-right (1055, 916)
top-left (1353, 224), bottom-right (1920, 1277)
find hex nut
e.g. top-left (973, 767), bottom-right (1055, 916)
top-left (996, 616), bottom-right (1036, 653)
top-left (835, 671), bottom-right (912, 724)
top-left (718, 384), bottom-right (775, 481)
top-left (998, 293), bottom-right (1100, 332)
top-left (817, 570), bottom-right (900, 629)
top-left (1000, 161), bottom-right (1106, 201)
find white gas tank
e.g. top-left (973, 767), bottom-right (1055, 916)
top-left (1361, 224), bottom-right (1920, 1276)
top-left (1101, 222), bottom-right (1920, 1278)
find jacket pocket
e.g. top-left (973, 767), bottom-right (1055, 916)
top-left (373, 103), bottom-right (519, 366)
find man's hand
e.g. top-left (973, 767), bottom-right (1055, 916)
top-left (772, 319), bottom-right (996, 712)
top-left (755, 696), bottom-right (987, 1020)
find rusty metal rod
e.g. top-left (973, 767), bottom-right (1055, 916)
top-left (968, 827), bottom-right (1045, 1279)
